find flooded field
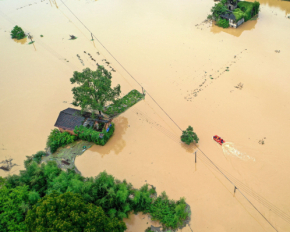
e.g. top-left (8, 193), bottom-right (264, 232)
top-left (1, 0), bottom-right (290, 231)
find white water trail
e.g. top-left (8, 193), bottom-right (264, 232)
top-left (222, 142), bottom-right (255, 162)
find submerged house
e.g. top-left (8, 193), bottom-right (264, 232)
top-left (54, 108), bottom-right (112, 135)
top-left (220, 12), bottom-right (244, 28)
top-left (226, 0), bottom-right (239, 11)
top-left (215, 0), bottom-right (260, 29)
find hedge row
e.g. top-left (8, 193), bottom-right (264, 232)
top-left (47, 129), bottom-right (77, 153)
top-left (104, 90), bottom-right (144, 117)
top-left (74, 123), bottom-right (115, 146)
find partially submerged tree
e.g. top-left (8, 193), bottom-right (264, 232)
top-left (10, 25), bottom-right (25, 40)
top-left (181, 126), bottom-right (199, 145)
top-left (70, 66), bottom-right (121, 118)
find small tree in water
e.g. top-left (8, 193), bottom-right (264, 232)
top-left (70, 66), bottom-right (121, 118)
top-left (11, 25), bottom-right (25, 40)
top-left (181, 126), bottom-right (199, 145)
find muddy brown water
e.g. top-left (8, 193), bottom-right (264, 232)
top-left (1, 0), bottom-right (290, 231)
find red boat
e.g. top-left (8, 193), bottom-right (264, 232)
top-left (213, 135), bottom-right (225, 145)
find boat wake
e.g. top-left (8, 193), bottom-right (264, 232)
top-left (222, 142), bottom-right (255, 162)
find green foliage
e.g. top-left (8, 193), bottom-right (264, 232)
top-left (0, 176), bottom-right (6, 187)
top-left (237, 1), bottom-right (259, 21)
top-left (181, 126), bottom-right (199, 145)
top-left (216, 18), bottom-right (230, 28)
top-left (89, 172), bottom-right (133, 220)
top-left (6, 160), bottom-right (61, 197)
top-left (104, 90), bottom-right (144, 117)
top-left (47, 129), bottom-right (77, 153)
top-left (24, 151), bottom-right (46, 168)
top-left (233, 8), bottom-right (245, 21)
top-left (25, 191), bottom-right (127, 232)
top-left (70, 66), bottom-right (121, 118)
top-left (10, 25), bottom-right (25, 40)
top-left (131, 184), bottom-right (156, 213)
top-left (211, 3), bottom-right (229, 19)
top-left (149, 192), bottom-right (189, 230)
top-left (3, 157), bottom-right (190, 231)
top-left (74, 123), bottom-right (115, 146)
top-left (0, 185), bottom-right (29, 232)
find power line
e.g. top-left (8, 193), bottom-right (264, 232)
top-left (3, 2), bottom-right (285, 230)
top-left (56, 2), bottom-right (283, 230)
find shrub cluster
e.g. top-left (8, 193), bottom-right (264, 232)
top-left (47, 129), bottom-right (77, 153)
top-left (24, 151), bottom-right (46, 168)
top-left (149, 192), bottom-right (189, 229)
top-left (10, 25), bottom-right (25, 40)
top-left (216, 18), bottom-right (230, 28)
top-left (2, 158), bottom-right (190, 231)
top-left (74, 123), bottom-right (115, 146)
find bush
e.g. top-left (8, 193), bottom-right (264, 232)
top-left (181, 126), bottom-right (199, 145)
top-left (74, 123), bottom-right (115, 146)
top-left (216, 18), bottom-right (230, 28)
top-left (131, 184), bottom-right (156, 213)
top-left (47, 129), bottom-right (77, 153)
top-left (10, 25), bottom-right (25, 40)
top-left (149, 192), bottom-right (189, 230)
top-left (24, 151), bottom-right (46, 168)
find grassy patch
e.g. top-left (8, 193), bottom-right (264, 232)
top-left (104, 90), bottom-right (144, 117)
top-left (42, 140), bottom-right (94, 174)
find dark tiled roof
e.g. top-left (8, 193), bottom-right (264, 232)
top-left (54, 108), bottom-right (85, 130)
top-left (221, 13), bottom-right (236, 20)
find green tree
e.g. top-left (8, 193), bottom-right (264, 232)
top-left (10, 25), bottom-right (25, 40)
top-left (25, 191), bottom-right (126, 232)
top-left (0, 185), bottom-right (31, 232)
top-left (70, 66), bottom-right (121, 118)
top-left (181, 126), bottom-right (199, 145)
top-left (211, 3), bottom-right (229, 19)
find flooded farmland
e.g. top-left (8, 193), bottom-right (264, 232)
top-left (1, 0), bottom-right (290, 231)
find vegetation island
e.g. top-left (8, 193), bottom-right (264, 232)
top-left (0, 66), bottom-right (197, 232)
top-left (208, 0), bottom-right (260, 28)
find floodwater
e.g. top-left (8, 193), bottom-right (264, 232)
top-left (1, 0), bottom-right (290, 231)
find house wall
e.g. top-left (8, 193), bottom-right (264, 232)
top-left (226, 3), bottom-right (237, 10)
top-left (229, 18), bottom-right (244, 28)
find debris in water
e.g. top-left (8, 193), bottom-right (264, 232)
top-left (0, 158), bottom-right (18, 171)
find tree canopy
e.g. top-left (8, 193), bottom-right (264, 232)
top-left (181, 126), bottom-right (199, 145)
top-left (70, 66), bottom-right (121, 118)
top-left (11, 25), bottom-right (25, 40)
top-left (25, 191), bottom-right (127, 232)
top-left (0, 185), bottom-right (31, 232)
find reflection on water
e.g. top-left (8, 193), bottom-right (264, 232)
top-left (124, 212), bottom-right (161, 232)
top-left (88, 116), bottom-right (128, 156)
top-left (181, 141), bottom-right (197, 153)
top-left (211, 19), bottom-right (258, 37)
top-left (13, 37), bottom-right (27, 44)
